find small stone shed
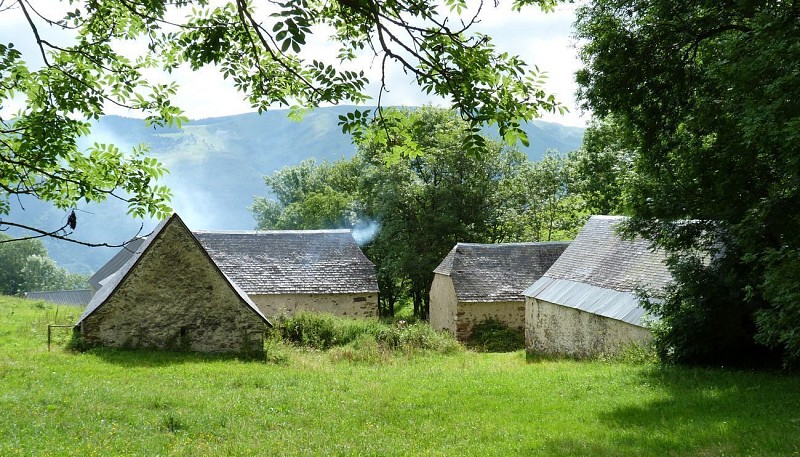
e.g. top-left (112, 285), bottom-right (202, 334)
top-left (523, 215), bottom-right (672, 357)
top-left (194, 229), bottom-right (379, 318)
top-left (429, 242), bottom-right (568, 341)
top-left (75, 214), bottom-right (271, 354)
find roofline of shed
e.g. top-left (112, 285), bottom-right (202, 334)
top-left (192, 229), bottom-right (352, 235)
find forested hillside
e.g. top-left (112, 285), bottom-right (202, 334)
top-left (5, 107), bottom-right (584, 274)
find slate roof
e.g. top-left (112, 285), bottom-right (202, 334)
top-left (193, 229), bottom-right (379, 295)
top-left (88, 237), bottom-right (146, 289)
top-left (77, 214), bottom-right (270, 326)
top-left (434, 242), bottom-right (569, 303)
top-left (524, 215), bottom-right (671, 327)
top-left (25, 289), bottom-right (92, 306)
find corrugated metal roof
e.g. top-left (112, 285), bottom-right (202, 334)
top-left (434, 242), bottom-right (568, 303)
top-left (25, 289), bottom-right (92, 306)
top-left (524, 277), bottom-right (655, 326)
top-left (523, 215), bottom-right (670, 328)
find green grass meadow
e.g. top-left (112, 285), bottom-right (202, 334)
top-left (1, 296), bottom-right (799, 456)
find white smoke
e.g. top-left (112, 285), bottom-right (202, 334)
top-left (351, 219), bottom-right (380, 246)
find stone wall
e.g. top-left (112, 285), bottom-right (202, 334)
top-left (429, 274), bottom-right (524, 341)
top-left (80, 220), bottom-right (266, 354)
top-left (526, 298), bottom-right (652, 357)
top-left (454, 301), bottom-right (525, 342)
top-left (250, 292), bottom-right (378, 319)
top-left (429, 273), bottom-right (458, 335)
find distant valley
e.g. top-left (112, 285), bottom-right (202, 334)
top-left (5, 106), bottom-right (585, 274)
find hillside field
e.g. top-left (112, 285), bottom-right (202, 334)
top-left (1, 295), bottom-right (799, 456)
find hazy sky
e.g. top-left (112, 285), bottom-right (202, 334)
top-left (1, 1), bottom-right (588, 126)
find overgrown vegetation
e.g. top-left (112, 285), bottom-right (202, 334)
top-left (3, 295), bottom-right (800, 455)
top-left (272, 312), bottom-right (461, 355)
top-left (467, 318), bottom-right (526, 353)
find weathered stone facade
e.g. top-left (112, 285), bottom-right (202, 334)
top-left (526, 297), bottom-right (652, 357)
top-left (250, 292), bottom-right (378, 319)
top-left (430, 273), bottom-right (524, 341)
top-left (79, 217), bottom-right (267, 354)
top-left (429, 273), bottom-right (458, 334)
top-left (429, 242), bottom-right (567, 342)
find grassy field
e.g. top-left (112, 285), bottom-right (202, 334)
top-left (1, 296), bottom-right (799, 456)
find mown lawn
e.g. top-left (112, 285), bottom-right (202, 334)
top-left (1, 295), bottom-right (799, 456)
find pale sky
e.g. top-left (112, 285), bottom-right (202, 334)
top-left (0, 1), bottom-right (588, 126)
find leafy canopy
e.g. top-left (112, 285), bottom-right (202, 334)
top-left (2, 0), bottom-right (565, 245)
top-left (252, 107), bottom-right (587, 317)
top-left (0, 233), bottom-right (88, 295)
top-left (576, 0), bottom-right (800, 367)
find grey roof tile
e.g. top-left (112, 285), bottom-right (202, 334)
top-left (88, 237), bottom-right (146, 289)
top-left (524, 215), bottom-right (671, 327)
top-left (539, 215), bottom-right (672, 293)
top-left (434, 242), bottom-right (568, 303)
top-left (192, 229), bottom-right (379, 295)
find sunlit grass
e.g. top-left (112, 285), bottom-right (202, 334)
top-left (1, 295), bottom-right (799, 456)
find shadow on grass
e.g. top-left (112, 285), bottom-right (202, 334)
top-left (85, 347), bottom-right (266, 367)
top-left (532, 365), bottom-right (800, 456)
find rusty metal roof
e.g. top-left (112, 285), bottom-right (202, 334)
top-left (434, 242), bottom-right (568, 303)
top-left (523, 216), bottom-right (670, 327)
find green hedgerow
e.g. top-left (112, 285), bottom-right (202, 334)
top-left (271, 312), bottom-right (461, 356)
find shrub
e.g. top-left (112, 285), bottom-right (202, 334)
top-left (271, 312), bottom-right (461, 356)
top-left (65, 330), bottom-right (91, 352)
top-left (467, 318), bottom-right (525, 353)
top-left (263, 332), bottom-right (290, 365)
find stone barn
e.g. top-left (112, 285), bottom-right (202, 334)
top-left (194, 229), bottom-right (379, 318)
top-left (429, 242), bottom-right (568, 341)
top-left (523, 215), bottom-right (672, 357)
top-left (75, 214), bottom-right (271, 354)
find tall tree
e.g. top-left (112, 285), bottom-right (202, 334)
top-left (20, 255), bottom-right (89, 293)
top-left (576, 0), bottom-right (800, 367)
top-left (252, 107), bottom-right (565, 317)
top-left (2, 0), bottom-right (563, 244)
top-left (0, 233), bottom-right (87, 294)
top-left (251, 159), bottom-right (363, 230)
top-left (568, 117), bottom-right (634, 216)
top-left (357, 107), bottom-right (536, 318)
top-left (0, 233), bottom-right (46, 295)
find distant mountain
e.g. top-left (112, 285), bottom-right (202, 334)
top-left (5, 107), bottom-right (585, 273)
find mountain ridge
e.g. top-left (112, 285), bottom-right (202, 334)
top-left (5, 107), bottom-right (585, 273)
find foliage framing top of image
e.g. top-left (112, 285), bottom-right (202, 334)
top-left (2, 0), bottom-right (565, 245)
